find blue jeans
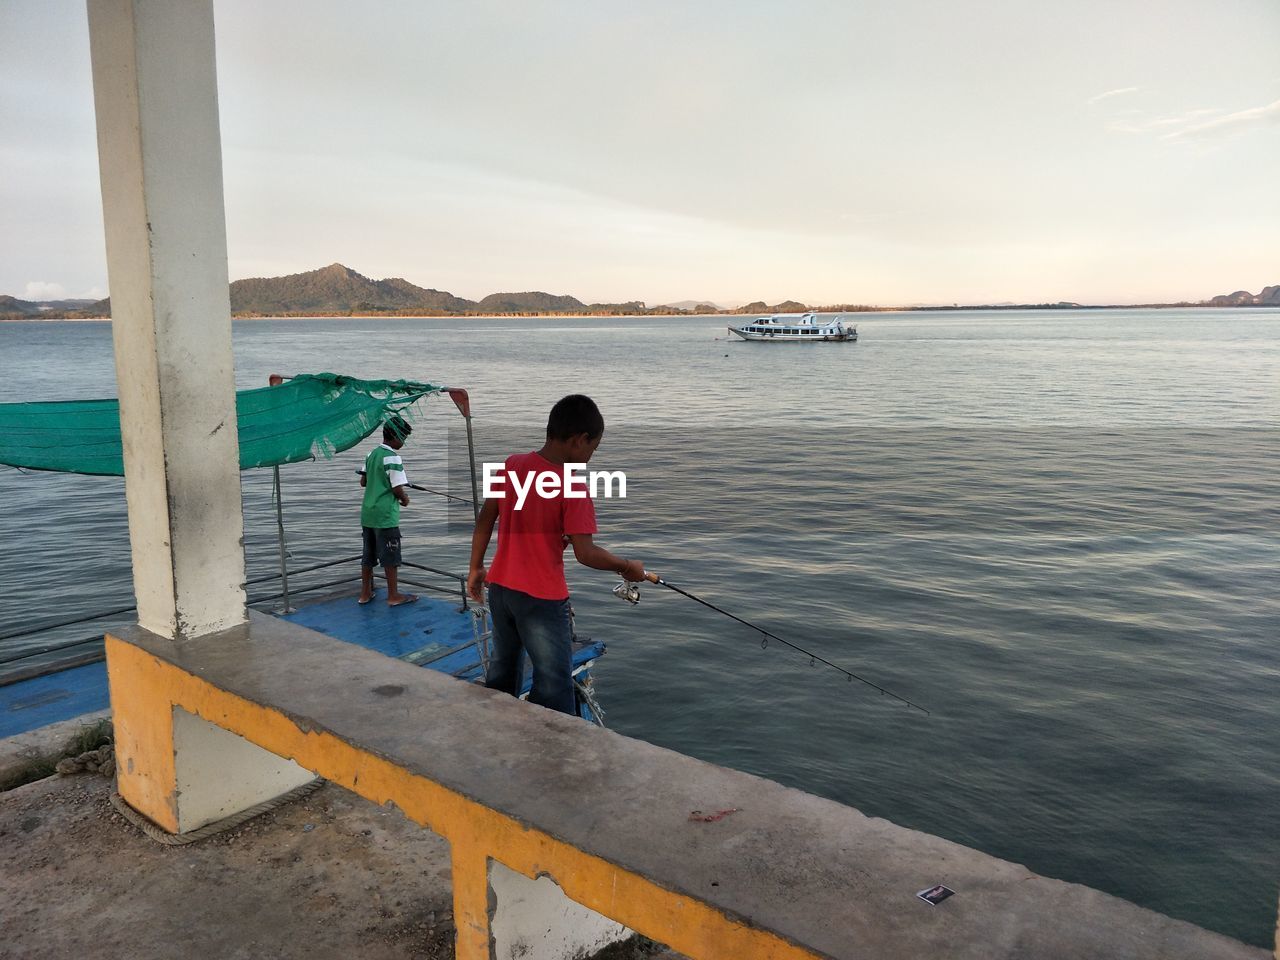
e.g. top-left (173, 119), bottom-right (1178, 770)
top-left (485, 583), bottom-right (576, 715)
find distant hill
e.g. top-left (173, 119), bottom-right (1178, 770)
top-left (10, 270), bottom-right (1280, 319)
top-left (660, 300), bottom-right (723, 311)
top-left (0, 295), bottom-right (99, 317)
top-left (4, 263), bottom-right (835, 318)
top-left (474, 291), bottom-right (585, 314)
top-left (1209, 284), bottom-right (1280, 306)
top-left (733, 300), bottom-right (811, 314)
top-left (0, 296), bottom-right (41, 317)
top-left (217, 265), bottom-right (652, 316)
top-left (230, 263), bottom-right (477, 315)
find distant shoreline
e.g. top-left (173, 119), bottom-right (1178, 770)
top-left (6, 263), bottom-right (1275, 318)
top-left (5, 302), bottom-right (1280, 322)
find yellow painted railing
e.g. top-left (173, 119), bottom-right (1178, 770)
top-left (106, 623), bottom-right (823, 960)
top-left (105, 614), bottom-right (1267, 960)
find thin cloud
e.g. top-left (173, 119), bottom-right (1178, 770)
top-left (23, 281), bottom-right (66, 301)
top-left (1088, 86), bottom-right (1139, 104)
top-left (1163, 98), bottom-right (1280, 141)
top-left (1106, 106), bottom-right (1235, 137)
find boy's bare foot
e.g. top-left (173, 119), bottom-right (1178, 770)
top-left (387, 594), bottom-right (418, 607)
top-left (357, 589), bottom-right (376, 605)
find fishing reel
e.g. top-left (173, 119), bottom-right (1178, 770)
top-left (612, 578), bottom-right (642, 605)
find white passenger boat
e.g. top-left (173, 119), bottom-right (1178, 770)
top-left (727, 312), bottom-right (857, 342)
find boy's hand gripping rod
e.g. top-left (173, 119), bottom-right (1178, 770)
top-left (614, 571), bottom-right (929, 715)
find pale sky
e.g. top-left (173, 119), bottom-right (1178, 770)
top-left (2, 0), bottom-right (1278, 306)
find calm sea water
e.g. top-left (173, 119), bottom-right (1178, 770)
top-left (1, 310), bottom-right (1278, 945)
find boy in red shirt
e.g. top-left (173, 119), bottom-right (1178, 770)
top-left (468, 395), bottom-right (645, 715)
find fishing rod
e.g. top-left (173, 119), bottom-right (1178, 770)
top-left (614, 572), bottom-right (929, 715)
top-left (406, 482), bottom-right (473, 505)
top-left (357, 469), bottom-right (473, 505)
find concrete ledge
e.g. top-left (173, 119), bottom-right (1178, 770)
top-left (0, 710), bottom-right (112, 792)
top-left (108, 613), bottom-right (1266, 960)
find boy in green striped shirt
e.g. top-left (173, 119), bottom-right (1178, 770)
top-left (358, 416), bottom-right (416, 606)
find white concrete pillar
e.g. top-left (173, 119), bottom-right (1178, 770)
top-left (172, 708), bottom-right (314, 833)
top-left (488, 860), bottom-right (631, 960)
top-left (87, 0), bottom-right (246, 639)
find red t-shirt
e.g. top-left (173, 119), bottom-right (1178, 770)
top-left (487, 451), bottom-right (598, 601)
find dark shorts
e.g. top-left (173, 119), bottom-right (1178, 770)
top-left (361, 526), bottom-right (402, 568)
top-left (483, 583), bottom-right (576, 715)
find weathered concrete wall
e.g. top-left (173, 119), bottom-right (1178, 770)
top-left (104, 614), bottom-right (1268, 960)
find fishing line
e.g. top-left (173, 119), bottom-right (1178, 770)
top-left (633, 572), bottom-right (929, 715)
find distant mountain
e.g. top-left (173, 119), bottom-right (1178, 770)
top-left (11, 270), bottom-right (1280, 319)
top-left (733, 299), bottom-right (811, 314)
top-left (1209, 284), bottom-right (1280, 306)
top-left (3, 264), bottom-right (854, 318)
top-left (660, 300), bottom-right (723, 311)
top-left (0, 296), bottom-right (41, 317)
top-left (229, 266), bottom-right (634, 315)
top-left (229, 263), bottom-right (477, 314)
top-left (377, 277), bottom-right (475, 313)
top-left (0, 296), bottom-right (99, 317)
top-left (474, 291), bottom-right (585, 314)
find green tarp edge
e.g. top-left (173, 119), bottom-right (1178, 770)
top-left (0, 372), bottom-right (444, 477)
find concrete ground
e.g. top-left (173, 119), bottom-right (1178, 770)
top-left (1, 773), bottom-right (457, 959)
top-left (1, 773), bottom-right (683, 960)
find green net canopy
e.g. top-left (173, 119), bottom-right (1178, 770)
top-left (0, 373), bottom-right (444, 477)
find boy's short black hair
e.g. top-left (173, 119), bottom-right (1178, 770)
top-left (547, 395), bottom-right (604, 441)
top-left (383, 416), bottom-right (412, 442)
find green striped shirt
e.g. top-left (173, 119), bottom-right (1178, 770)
top-left (361, 445), bottom-right (408, 528)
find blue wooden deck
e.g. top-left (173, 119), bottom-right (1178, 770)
top-left (282, 591), bottom-right (482, 675)
top-left (284, 592), bottom-right (608, 717)
top-left (0, 662), bottom-right (111, 739)
top-left (1, 592), bottom-right (606, 738)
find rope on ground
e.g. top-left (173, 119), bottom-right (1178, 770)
top-left (55, 742), bottom-right (116, 778)
top-left (108, 777), bottom-right (326, 846)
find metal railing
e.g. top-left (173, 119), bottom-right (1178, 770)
top-left (0, 553), bottom-right (474, 686)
